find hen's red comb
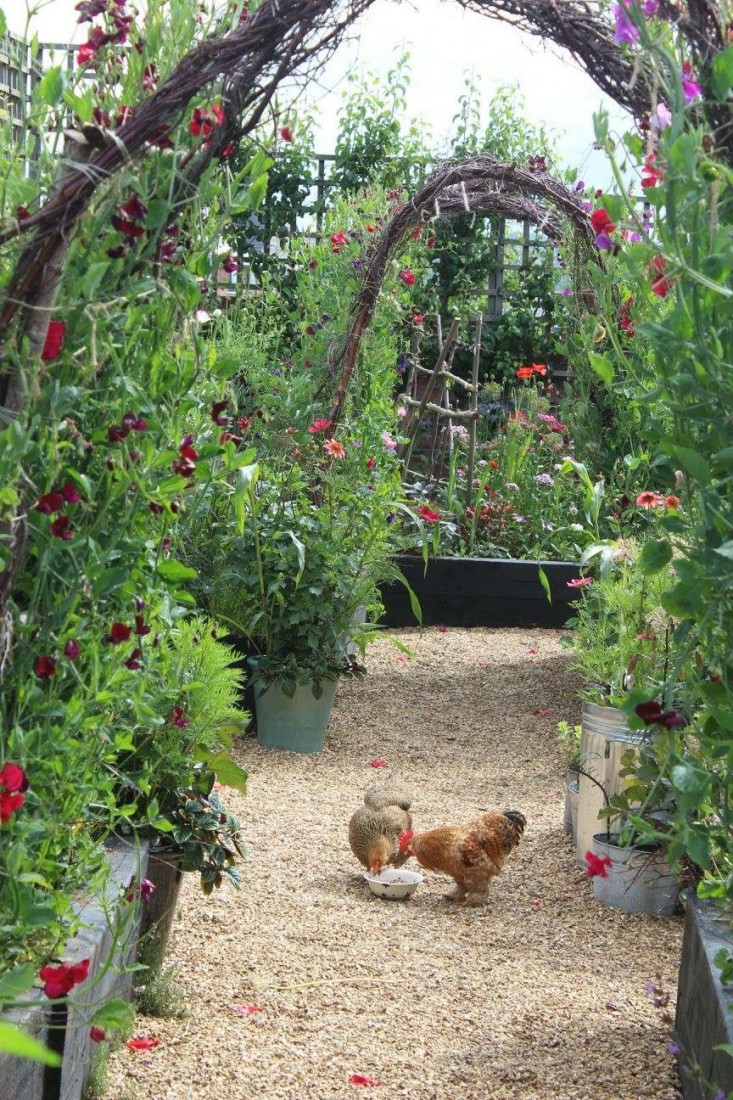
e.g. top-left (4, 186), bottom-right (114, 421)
top-left (398, 829), bottom-right (415, 852)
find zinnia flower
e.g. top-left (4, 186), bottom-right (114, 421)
top-left (307, 418), bottom-right (331, 434)
top-left (418, 504), bottom-right (440, 523)
top-left (324, 438), bottom-right (346, 459)
top-left (567, 576), bottom-right (592, 588)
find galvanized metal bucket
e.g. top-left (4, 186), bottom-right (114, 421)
top-left (591, 834), bottom-right (680, 917)
top-left (575, 702), bottom-right (645, 866)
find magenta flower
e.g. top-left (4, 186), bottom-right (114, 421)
top-left (681, 61), bottom-right (702, 103)
top-left (567, 576), bottom-right (592, 588)
top-left (140, 879), bottom-right (156, 901)
top-left (36, 491), bottom-right (65, 514)
top-left (170, 707), bottom-right (189, 728)
top-left (64, 640), bottom-right (80, 660)
top-left (613, 3), bottom-right (639, 45)
top-left (211, 400), bottom-right (229, 426)
top-left (125, 648), bottom-right (143, 671)
top-left (584, 851), bottom-right (613, 878)
top-left (61, 482), bottom-right (81, 504)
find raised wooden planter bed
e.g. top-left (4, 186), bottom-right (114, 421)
top-left (675, 895), bottom-right (733, 1100)
top-left (379, 555), bottom-right (581, 628)
top-left (0, 836), bottom-right (150, 1100)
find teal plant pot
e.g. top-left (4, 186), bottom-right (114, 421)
top-left (253, 677), bottom-right (338, 753)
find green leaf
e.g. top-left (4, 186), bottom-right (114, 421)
top-left (62, 87), bottom-right (94, 123)
top-left (537, 565), bottom-right (551, 604)
top-left (92, 568), bottom-right (130, 597)
top-left (0, 963), bottom-right (36, 1001)
top-left (712, 43), bottom-right (733, 98)
top-left (0, 1021), bottom-right (61, 1067)
top-left (587, 352), bottom-right (614, 385)
top-left (233, 464), bottom-right (258, 535)
top-left (206, 751), bottom-right (248, 793)
top-left (663, 442), bottom-right (710, 486)
top-left (166, 268), bottom-right (203, 311)
top-left (0, 10), bottom-right (7, 37)
top-left (640, 538), bottom-right (673, 574)
top-left (38, 66), bottom-right (65, 106)
top-left (156, 559), bottom-right (198, 583)
top-left (89, 999), bottom-right (136, 1030)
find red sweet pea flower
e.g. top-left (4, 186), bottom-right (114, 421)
top-left (170, 707), bottom-right (189, 728)
top-left (648, 255), bottom-right (671, 297)
top-left (89, 1027), bottom-right (106, 1043)
top-left (36, 491), bottom-right (65, 514)
top-left (0, 762), bottom-right (27, 824)
top-left (111, 215), bottom-right (144, 240)
top-left (211, 400), bottom-right (229, 425)
top-left (41, 321), bottom-right (66, 362)
top-left (61, 481), bottom-right (81, 503)
top-left (142, 64), bottom-right (157, 92)
top-left (107, 622), bottom-right (132, 645)
top-left (641, 153), bottom-right (664, 188)
top-left (590, 208), bottom-right (616, 235)
top-left (35, 655), bottom-right (57, 678)
top-left (115, 104), bottom-right (134, 127)
top-left (16, 205), bottom-right (31, 221)
top-left (221, 253), bottom-right (238, 274)
top-left (413, 313), bottom-right (424, 324)
top-left (39, 958), bottom-right (90, 999)
top-left (418, 504), bottom-right (441, 523)
top-left (307, 418), bottom-right (331, 434)
top-left (398, 268), bottom-right (415, 286)
top-left (531, 363), bottom-right (548, 376)
top-left (126, 1037), bottom-right (160, 1052)
top-left (125, 647), bottom-right (143, 670)
top-left (119, 193), bottom-right (147, 221)
top-left (134, 615), bottom-right (151, 636)
top-left (280, 125), bottom-right (293, 142)
top-left (634, 700), bottom-right (686, 728)
top-left (331, 231), bottom-right (349, 251)
top-left (584, 851), bottom-right (613, 878)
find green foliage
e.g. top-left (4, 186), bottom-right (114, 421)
top-left (134, 965), bottom-right (188, 1019)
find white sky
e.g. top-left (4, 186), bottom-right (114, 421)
top-left (10, 0), bottom-right (629, 187)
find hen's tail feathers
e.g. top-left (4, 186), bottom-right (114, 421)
top-left (502, 810), bottom-right (527, 837)
top-left (364, 782), bottom-right (412, 812)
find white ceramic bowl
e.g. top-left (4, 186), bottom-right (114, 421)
top-left (363, 868), bottom-right (424, 899)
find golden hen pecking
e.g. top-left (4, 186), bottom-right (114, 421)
top-left (398, 809), bottom-right (526, 906)
top-left (348, 781), bottom-right (413, 874)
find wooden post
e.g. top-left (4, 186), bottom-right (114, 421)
top-left (400, 316), bottom-right (460, 475)
top-left (466, 313), bottom-right (482, 505)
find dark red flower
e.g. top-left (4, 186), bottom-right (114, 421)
top-left (61, 482), bottom-right (81, 504)
top-left (418, 504), bottom-right (440, 523)
top-left (119, 193), bottom-right (147, 221)
top-left (142, 64), bottom-right (157, 92)
top-left (89, 1027), bottom-right (106, 1043)
top-left (280, 125), bottom-right (293, 142)
top-left (36, 491), bottom-right (65, 515)
top-left (39, 958), bottom-right (90, 999)
top-left (0, 789), bottom-right (24, 824)
top-left (148, 501), bottom-right (164, 514)
top-left (134, 615), bottom-right (150, 636)
top-left (107, 424), bottom-right (129, 443)
top-left (107, 622), bottom-right (132, 645)
top-left (125, 647), bottom-right (143, 671)
top-left (106, 245), bottom-right (126, 259)
top-left (111, 215), bottom-right (144, 240)
top-left (221, 253), bottom-right (238, 274)
top-left (41, 321), bottom-right (66, 362)
top-left (219, 431), bottom-right (242, 445)
top-left (170, 707), bottom-right (189, 728)
top-left (16, 205), bottom-right (31, 221)
top-left (64, 639), bottom-right (80, 660)
top-left (77, 41), bottom-right (99, 65)
top-left (220, 142), bottom-right (235, 158)
top-left (92, 106), bottom-right (110, 127)
top-left (366, 458), bottom-right (376, 469)
top-left (50, 515), bottom-right (74, 540)
top-left (584, 851), bottom-right (613, 878)
top-left (398, 268), bottom-right (415, 286)
top-left (115, 104), bottom-right (133, 127)
top-left (172, 456), bottom-right (196, 477)
top-left (35, 655), bottom-right (57, 678)
top-left (635, 700), bottom-right (685, 728)
top-left (211, 400), bottom-right (229, 425)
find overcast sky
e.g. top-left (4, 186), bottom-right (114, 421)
top-left (12, 0), bottom-right (629, 186)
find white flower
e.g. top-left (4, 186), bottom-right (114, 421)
top-left (195, 309), bottom-right (211, 323)
top-left (571, 523), bottom-right (584, 532)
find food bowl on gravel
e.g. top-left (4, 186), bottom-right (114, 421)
top-left (363, 868), bottom-right (424, 899)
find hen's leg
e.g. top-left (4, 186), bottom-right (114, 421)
top-left (461, 868), bottom-right (491, 907)
top-left (444, 878), bottom-right (466, 901)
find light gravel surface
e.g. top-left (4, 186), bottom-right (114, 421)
top-left (103, 628), bottom-right (683, 1100)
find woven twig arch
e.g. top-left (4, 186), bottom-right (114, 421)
top-left (324, 155), bottom-right (599, 424)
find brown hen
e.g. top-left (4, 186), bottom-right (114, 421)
top-left (399, 809), bottom-right (526, 906)
top-left (348, 782), bottom-right (413, 874)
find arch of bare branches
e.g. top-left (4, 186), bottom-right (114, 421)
top-left (323, 155), bottom-right (599, 424)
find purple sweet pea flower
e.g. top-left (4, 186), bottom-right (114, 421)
top-left (595, 231), bottom-right (615, 251)
top-left (650, 102), bottom-right (672, 131)
top-left (613, 3), bottom-right (640, 45)
top-left (681, 62), bottom-right (702, 103)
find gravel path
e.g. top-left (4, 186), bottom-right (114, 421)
top-left (103, 628), bottom-right (683, 1100)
